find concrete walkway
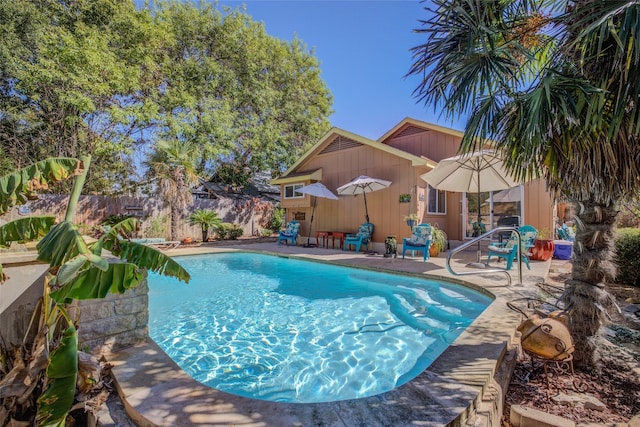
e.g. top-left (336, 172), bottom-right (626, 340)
top-left (106, 240), bottom-right (551, 427)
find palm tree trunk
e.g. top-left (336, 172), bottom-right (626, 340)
top-left (561, 200), bottom-right (618, 369)
top-left (170, 205), bottom-right (179, 241)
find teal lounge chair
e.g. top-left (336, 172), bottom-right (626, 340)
top-left (277, 220), bottom-right (300, 245)
top-left (487, 225), bottom-right (537, 270)
top-left (402, 223), bottom-right (432, 262)
top-left (343, 222), bottom-right (374, 253)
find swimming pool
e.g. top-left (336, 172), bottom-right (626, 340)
top-left (148, 252), bottom-right (492, 403)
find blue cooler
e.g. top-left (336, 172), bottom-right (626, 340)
top-left (553, 240), bottom-right (573, 260)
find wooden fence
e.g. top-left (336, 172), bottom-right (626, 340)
top-left (0, 194), bottom-right (277, 241)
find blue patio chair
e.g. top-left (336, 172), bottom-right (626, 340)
top-left (343, 222), bottom-right (374, 253)
top-left (487, 225), bottom-right (538, 270)
top-left (277, 220), bottom-right (300, 245)
top-left (402, 223), bottom-right (432, 262)
top-left (556, 223), bottom-right (575, 241)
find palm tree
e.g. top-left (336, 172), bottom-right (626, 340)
top-left (189, 208), bottom-right (222, 242)
top-left (146, 140), bottom-right (200, 241)
top-left (408, 0), bottom-right (640, 368)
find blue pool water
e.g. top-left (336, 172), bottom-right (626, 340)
top-left (147, 252), bottom-right (492, 403)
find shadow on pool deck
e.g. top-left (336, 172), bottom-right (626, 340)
top-left (105, 240), bottom-right (551, 427)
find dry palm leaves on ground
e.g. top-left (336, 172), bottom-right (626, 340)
top-left (0, 342), bottom-right (113, 426)
top-left (502, 273), bottom-right (640, 425)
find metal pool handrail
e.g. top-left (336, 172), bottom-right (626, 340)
top-left (445, 226), bottom-right (523, 286)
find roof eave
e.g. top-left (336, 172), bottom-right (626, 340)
top-left (270, 168), bottom-right (323, 185)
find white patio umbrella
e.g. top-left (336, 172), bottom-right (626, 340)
top-left (492, 186), bottom-right (522, 203)
top-left (336, 175), bottom-right (392, 224)
top-left (420, 150), bottom-right (523, 264)
top-left (295, 182), bottom-right (338, 247)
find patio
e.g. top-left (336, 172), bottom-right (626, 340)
top-left (104, 240), bottom-right (551, 427)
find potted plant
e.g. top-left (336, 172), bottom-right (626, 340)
top-left (399, 193), bottom-right (412, 203)
top-left (403, 213), bottom-right (419, 229)
top-left (530, 227), bottom-right (554, 261)
top-left (429, 224), bottom-right (448, 257)
top-left (188, 208), bottom-right (222, 242)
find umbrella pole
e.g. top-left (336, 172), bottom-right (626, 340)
top-left (305, 197), bottom-right (317, 247)
top-left (468, 169), bottom-right (486, 269)
top-left (363, 191), bottom-right (370, 224)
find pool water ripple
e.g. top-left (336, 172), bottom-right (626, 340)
top-left (148, 252), bottom-right (491, 403)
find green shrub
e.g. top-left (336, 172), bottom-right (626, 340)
top-left (267, 206), bottom-right (285, 233)
top-left (145, 215), bottom-right (168, 238)
top-left (101, 214), bottom-right (134, 226)
top-left (218, 222), bottom-right (244, 240)
top-left (614, 228), bottom-right (640, 287)
top-left (260, 228), bottom-right (274, 237)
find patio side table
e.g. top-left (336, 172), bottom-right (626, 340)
top-left (316, 231), bottom-right (331, 249)
top-left (331, 231), bottom-right (347, 249)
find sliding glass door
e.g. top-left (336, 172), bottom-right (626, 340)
top-left (464, 186), bottom-right (523, 239)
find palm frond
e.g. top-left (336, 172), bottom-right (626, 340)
top-left (408, 0), bottom-right (540, 119)
top-left (565, 0), bottom-right (640, 139)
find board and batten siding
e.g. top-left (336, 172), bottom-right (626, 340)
top-left (278, 120), bottom-right (555, 245)
top-left (282, 143), bottom-right (426, 246)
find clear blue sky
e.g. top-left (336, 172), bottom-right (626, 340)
top-left (215, 0), bottom-right (467, 139)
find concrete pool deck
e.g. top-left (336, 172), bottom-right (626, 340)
top-left (106, 240), bottom-right (551, 426)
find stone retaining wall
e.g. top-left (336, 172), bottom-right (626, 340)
top-left (77, 279), bottom-right (149, 354)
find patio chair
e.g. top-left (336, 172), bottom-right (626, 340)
top-left (556, 223), bottom-right (575, 241)
top-left (402, 223), bottom-right (432, 262)
top-left (277, 220), bottom-right (300, 245)
top-left (496, 215), bottom-right (520, 243)
top-left (487, 225), bottom-right (538, 270)
top-left (343, 222), bottom-right (374, 253)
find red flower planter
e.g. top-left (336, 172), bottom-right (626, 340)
top-left (530, 239), bottom-right (555, 261)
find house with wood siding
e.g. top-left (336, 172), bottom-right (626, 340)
top-left (270, 117), bottom-right (554, 252)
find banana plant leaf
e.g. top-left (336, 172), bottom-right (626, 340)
top-left (36, 221), bottom-right (108, 271)
top-left (102, 240), bottom-right (190, 283)
top-left (36, 326), bottom-right (78, 427)
top-left (50, 262), bottom-right (144, 303)
top-left (103, 216), bottom-right (139, 240)
top-left (0, 158), bottom-right (84, 214)
top-left (96, 217), bottom-right (190, 283)
top-left (0, 216), bottom-right (57, 248)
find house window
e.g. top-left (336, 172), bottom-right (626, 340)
top-left (427, 185), bottom-right (446, 214)
top-left (284, 183), bottom-right (304, 199)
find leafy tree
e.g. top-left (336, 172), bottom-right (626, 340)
top-left (188, 209), bottom-right (222, 242)
top-left (0, 156), bottom-right (190, 425)
top-left (0, 0), bottom-right (163, 194)
top-left (145, 139), bottom-right (200, 241)
top-left (1, 1), bottom-right (332, 192)
top-left (150, 1), bottom-right (333, 184)
top-left (409, 0), bottom-right (640, 367)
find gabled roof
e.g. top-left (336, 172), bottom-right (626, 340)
top-left (274, 127), bottom-right (437, 180)
top-left (377, 117), bottom-right (464, 143)
top-left (197, 172), bottom-right (280, 196)
top-left (270, 168), bottom-right (323, 185)
top-left (250, 171), bottom-right (281, 193)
